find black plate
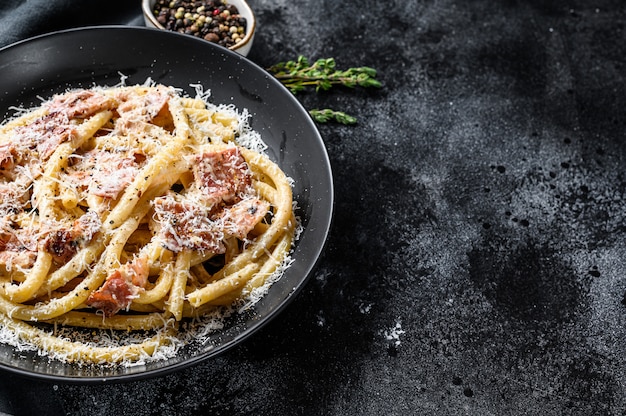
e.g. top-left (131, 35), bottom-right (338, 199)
top-left (0, 26), bottom-right (333, 383)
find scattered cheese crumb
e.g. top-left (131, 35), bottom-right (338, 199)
top-left (384, 320), bottom-right (405, 346)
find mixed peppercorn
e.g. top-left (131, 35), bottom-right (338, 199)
top-left (152, 0), bottom-right (247, 48)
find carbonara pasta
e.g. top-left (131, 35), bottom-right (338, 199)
top-left (0, 82), bottom-right (296, 364)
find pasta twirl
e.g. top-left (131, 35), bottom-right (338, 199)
top-left (0, 84), bottom-right (296, 364)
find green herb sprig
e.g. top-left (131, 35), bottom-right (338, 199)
top-left (309, 109), bottom-right (357, 125)
top-left (267, 56), bottom-right (381, 125)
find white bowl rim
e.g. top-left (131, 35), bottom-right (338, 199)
top-left (141, 0), bottom-right (256, 52)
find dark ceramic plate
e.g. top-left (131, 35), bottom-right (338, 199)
top-left (0, 26), bottom-right (333, 383)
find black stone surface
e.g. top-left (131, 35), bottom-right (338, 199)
top-left (1, 0), bottom-right (626, 414)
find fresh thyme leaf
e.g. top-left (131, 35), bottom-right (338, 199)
top-left (267, 56), bottom-right (381, 124)
top-left (309, 109), bottom-right (357, 125)
top-left (268, 56), bottom-right (382, 94)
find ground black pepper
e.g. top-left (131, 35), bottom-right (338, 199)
top-left (152, 0), bottom-right (247, 48)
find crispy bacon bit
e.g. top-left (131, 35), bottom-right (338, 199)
top-left (0, 211), bottom-right (101, 269)
top-left (0, 221), bottom-right (39, 269)
top-left (85, 271), bottom-right (135, 317)
top-left (220, 198), bottom-right (270, 239)
top-left (44, 229), bottom-right (76, 264)
top-left (153, 148), bottom-right (269, 254)
top-left (73, 210), bottom-right (102, 240)
top-left (47, 90), bottom-right (116, 119)
top-left (90, 163), bottom-right (137, 199)
top-left (0, 249), bottom-right (37, 270)
top-left (8, 90), bottom-right (115, 162)
top-left (0, 143), bottom-right (16, 172)
top-left (66, 149), bottom-right (139, 199)
top-left (13, 112), bottom-right (78, 160)
top-left (153, 195), bottom-right (225, 253)
top-left (127, 256), bottom-right (149, 288)
top-left (0, 182), bottom-right (28, 216)
top-left (86, 257), bottom-right (149, 317)
top-left (115, 88), bottom-right (170, 124)
top-left (191, 147), bottom-right (253, 204)
top-left (43, 211), bottom-right (101, 264)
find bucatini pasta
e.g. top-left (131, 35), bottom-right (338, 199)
top-left (0, 82), bottom-right (296, 364)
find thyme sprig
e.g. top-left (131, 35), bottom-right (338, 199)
top-left (267, 56), bottom-right (381, 124)
top-left (268, 56), bottom-right (381, 94)
top-left (309, 109), bottom-right (357, 125)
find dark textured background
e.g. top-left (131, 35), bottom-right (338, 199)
top-left (1, 0), bottom-right (626, 414)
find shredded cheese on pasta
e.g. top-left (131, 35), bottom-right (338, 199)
top-left (0, 83), bottom-right (297, 365)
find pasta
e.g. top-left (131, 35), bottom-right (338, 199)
top-left (0, 83), bottom-right (296, 364)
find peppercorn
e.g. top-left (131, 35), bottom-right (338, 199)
top-left (152, 0), bottom-right (247, 47)
top-left (204, 32), bottom-right (219, 42)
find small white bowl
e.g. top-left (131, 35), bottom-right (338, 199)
top-left (142, 0), bottom-right (256, 56)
